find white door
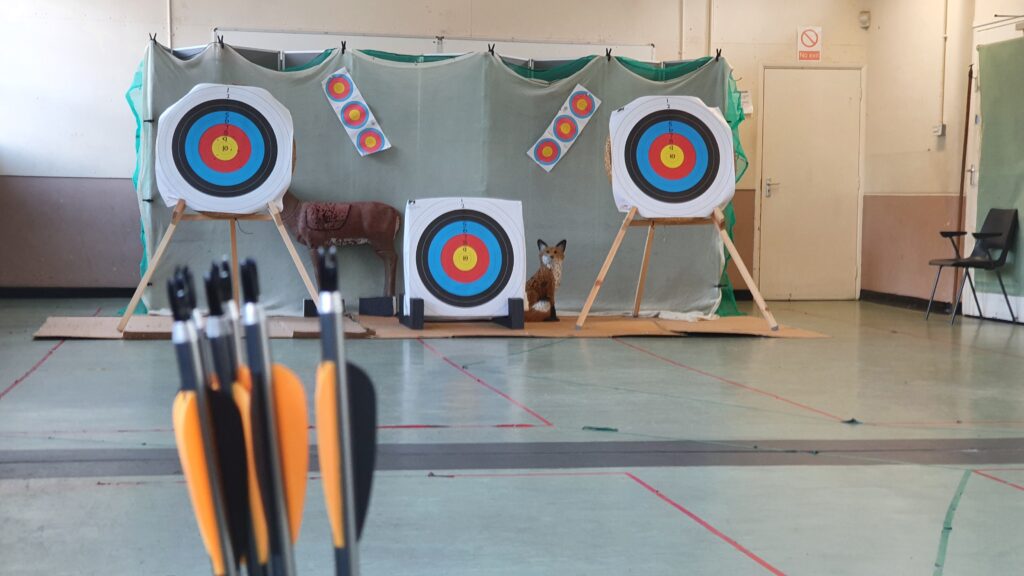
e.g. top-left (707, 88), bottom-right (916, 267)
top-left (758, 67), bottom-right (862, 300)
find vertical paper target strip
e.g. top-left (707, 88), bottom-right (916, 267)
top-left (322, 68), bottom-right (391, 157)
top-left (155, 83), bottom-right (294, 214)
top-left (609, 95), bottom-right (735, 218)
top-left (527, 84), bottom-right (601, 172)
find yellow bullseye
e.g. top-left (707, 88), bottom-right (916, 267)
top-left (348, 109), bottom-right (362, 122)
top-left (364, 135), bottom-right (378, 148)
top-left (212, 136), bottom-right (239, 161)
top-left (541, 146), bottom-right (554, 158)
top-left (559, 123), bottom-right (571, 135)
top-left (660, 144), bottom-right (684, 169)
top-left (453, 246), bottom-right (478, 271)
top-left (333, 83), bottom-right (347, 95)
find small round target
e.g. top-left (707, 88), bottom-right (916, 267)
top-left (533, 138), bottom-right (561, 166)
top-left (171, 98), bottom-right (278, 198)
top-left (325, 73), bottom-right (354, 102)
top-left (569, 91), bottom-right (596, 119)
top-left (416, 209), bottom-right (515, 307)
top-left (341, 101), bottom-right (369, 129)
top-left (553, 115), bottom-right (579, 142)
top-left (357, 128), bottom-right (385, 155)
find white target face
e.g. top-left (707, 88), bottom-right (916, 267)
top-left (610, 96), bottom-right (735, 218)
top-left (155, 84), bottom-right (294, 214)
top-left (403, 198), bottom-right (526, 319)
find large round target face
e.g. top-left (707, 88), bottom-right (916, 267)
top-left (623, 109), bottom-right (720, 203)
top-left (171, 98), bottom-right (279, 198)
top-left (325, 74), bottom-right (354, 102)
top-left (553, 115), bottom-right (579, 142)
top-left (609, 96), bottom-right (734, 218)
top-left (415, 209), bottom-right (515, 308)
top-left (533, 138), bottom-right (562, 166)
top-left (341, 101), bottom-right (369, 129)
top-left (569, 91), bottom-right (596, 119)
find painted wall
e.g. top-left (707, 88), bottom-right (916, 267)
top-left (0, 0), bottom-right (982, 299)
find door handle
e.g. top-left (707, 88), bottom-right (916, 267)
top-left (765, 177), bottom-right (779, 198)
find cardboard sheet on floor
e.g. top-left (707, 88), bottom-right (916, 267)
top-left (34, 316), bottom-right (372, 340)
top-left (357, 315), bottom-right (826, 339)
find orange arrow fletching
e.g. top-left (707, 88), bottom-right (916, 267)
top-left (272, 363), bottom-right (309, 543)
top-left (173, 391), bottom-right (227, 576)
top-left (232, 380), bottom-right (270, 566)
top-left (315, 360), bottom-right (346, 549)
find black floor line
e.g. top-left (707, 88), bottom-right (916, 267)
top-left (2, 438), bottom-right (1023, 480)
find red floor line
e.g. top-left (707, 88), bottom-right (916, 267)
top-left (615, 338), bottom-right (843, 422)
top-left (445, 471), bottom-right (625, 479)
top-left (417, 338), bottom-right (555, 427)
top-left (973, 470), bottom-right (1024, 492)
top-left (624, 473), bottom-right (787, 576)
top-left (973, 467), bottom-right (1024, 473)
top-left (1, 307), bottom-right (102, 401)
top-left (0, 340), bottom-right (66, 401)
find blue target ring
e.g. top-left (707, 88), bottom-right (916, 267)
top-left (634, 121), bottom-right (709, 194)
top-left (182, 111), bottom-right (266, 188)
top-left (623, 109), bottom-right (720, 203)
top-left (171, 99), bottom-right (278, 198)
top-left (533, 138), bottom-right (561, 166)
top-left (416, 209), bottom-right (515, 307)
top-left (426, 221), bottom-right (503, 297)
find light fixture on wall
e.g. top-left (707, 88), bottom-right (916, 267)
top-left (859, 11), bottom-right (871, 30)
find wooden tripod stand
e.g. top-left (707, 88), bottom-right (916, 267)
top-left (575, 206), bottom-right (778, 331)
top-left (117, 199), bottom-right (319, 332)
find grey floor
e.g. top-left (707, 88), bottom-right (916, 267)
top-left (1, 299), bottom-right (1023, 575)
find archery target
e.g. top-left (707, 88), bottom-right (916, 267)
top-left (528, 83), bottom-right (601, 172)
top-left (155, 84), bottom-right (293, 214)
top-left (322, 67), bottom-right (391, 157)
top-left (610, 96), bottom-right (734, 218)
top-left (404, 198), bottom-right (526, 319)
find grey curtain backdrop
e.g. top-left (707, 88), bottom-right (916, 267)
top-left (132, 43), bottom-right (733, 315)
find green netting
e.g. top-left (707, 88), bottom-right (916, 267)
top-left (359, 49), bottom-right (459, 63)
top-left (712, 69), bottom-right (748, 316)
top-left (502, 55), bottom-right (596, 82)
top-left (124, 57), bottom-right (148, 315)
top-left (616, 56), bottom-right (712, 82)
top-left (976, 39), bottom-right (1024, 300)
top-left (284, 48), bottom-right (334, 72)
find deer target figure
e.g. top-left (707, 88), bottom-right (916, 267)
top-left (279, 191), bottom-right (401, 296)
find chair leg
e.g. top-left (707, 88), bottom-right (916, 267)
top-left (925, 266), bottom-right (943, 320)
top-left (951, 269), bottom-right (969, 326)
top-left (965, 269), bottom-right (983, 319)
top-left (995, 270), bottom-right (1017, 323)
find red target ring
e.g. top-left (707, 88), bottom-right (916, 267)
top-left (553, 115), bottom-right (578, 142)
top-left (357, 128), bottom-right (385, 154)
top-left (646, 133), bottom-right (697, 180)
top-left (326, 75), bottom-right (353, 102)
top-left (569, 91), bottom-right (596, 119)
top-left (198, 124), bottom-right (252, 173)
top-left (440, 233), bottom-right (490, 283)
top-left (341, 102), bottom-right (369, 129)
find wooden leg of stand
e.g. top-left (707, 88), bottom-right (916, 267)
top-left (576, 207), bottom-right (638, 330)
top-left (118, 199), bottom-right (187, 333)
top-left (632, 222), bottom-right (656, 318)
top-left (268, 203), bottom-right (319, 304)
top-left (712, 208), bottom-right (779, 331)
top-left (229, 219), bottom-right (241, 304)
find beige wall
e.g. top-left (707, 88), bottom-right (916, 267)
top-left (0, 0), bottom-right (988, 296)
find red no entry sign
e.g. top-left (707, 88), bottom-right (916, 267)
top-left (797, 26), bottom-right (822, 61)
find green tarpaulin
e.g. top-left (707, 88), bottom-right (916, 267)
top-left (126, 42), bottom-right (747, 316)
top-left (977, 39), bottom-right (1023, 300)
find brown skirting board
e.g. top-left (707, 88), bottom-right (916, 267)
top-left (34, 314), bottom-right (824, 340)
top-left (358, 315), bottom-right (826, 339)
top-left (34, 315), bottom-right (372, 340)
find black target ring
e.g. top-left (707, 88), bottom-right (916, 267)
top-left (171, 98), bottom-right (279, 198)
top-left (624, 109), bottom-right (721, 204)
top-left (416, 209), bottom-right (515, 308)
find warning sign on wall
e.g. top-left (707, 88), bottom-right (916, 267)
top-left (797, 26), bottom-right (822, 61)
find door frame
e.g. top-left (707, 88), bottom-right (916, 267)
top-left (752, 64), bottom-right (866, 299)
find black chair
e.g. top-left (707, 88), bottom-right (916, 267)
top-left (926, 208), bottom-right (1017, 324)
